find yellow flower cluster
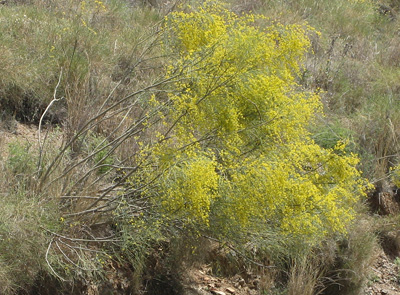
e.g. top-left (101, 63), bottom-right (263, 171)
top-left (78, 0), bottom-right (107, 35)
top-left (80, 0), bottom-right (107, 13)
top-left (161, 154), bottom-right (219, 225)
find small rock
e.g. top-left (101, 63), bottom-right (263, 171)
top-left (378, 287), bottom-right (397, 295)
top-left (238, 278), bottom-right (246, 287)
top-left (226, 287), bottom-right (235, 294)
top-left (249, 284), bottom-right (257, 290)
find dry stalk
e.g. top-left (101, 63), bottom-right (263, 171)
top-left (37, 68), bottom-right (64, 173)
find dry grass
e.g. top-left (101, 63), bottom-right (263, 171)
top-left (287, 257), bottom-right (326, 295)
top-left (0, 142), bottom-right (59, 294)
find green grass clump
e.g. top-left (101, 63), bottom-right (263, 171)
top-left (0, 192), bottom-right (55, 294)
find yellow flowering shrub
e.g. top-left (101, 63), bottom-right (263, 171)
top-left (129, 1), bottom-right (368, 243)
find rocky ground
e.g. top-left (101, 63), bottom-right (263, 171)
top-left (182, 265), bottom-right (261, 295)
top-left (183, 252), bottom-right (400, 295)
top-left (364, 247), bottom-right (400, 295)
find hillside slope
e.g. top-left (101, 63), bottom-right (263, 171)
top-left (1, 0), bottom-right (400, 294)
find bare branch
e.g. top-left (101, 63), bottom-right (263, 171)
top-left (37, 68), bottom-right (64, 173)
top-left (45, 238), bottom-right (68, 282)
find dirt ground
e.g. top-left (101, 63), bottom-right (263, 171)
top-left (182, 265), bottom-right (261, 295)
top-left (0, 122), bottom-right (40, 159)
top-left (364, 247), bottom-right (400, 295)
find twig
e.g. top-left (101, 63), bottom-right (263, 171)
top-left (60, 195), bottom-right (112, 201)
top-left (42, 227), bottom-right (120, 243)
top-left (45, 238), bottom-right (68, 282)
top-left (38, 68), bottom-right (64, 173)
